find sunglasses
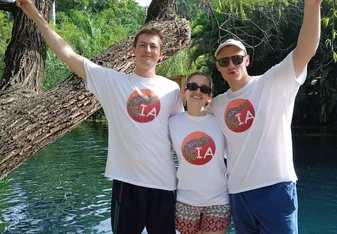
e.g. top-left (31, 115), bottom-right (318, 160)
top-left (185, 82), bottom-right (212, 94)
top-left (217, 55), bottom-right (246, 67)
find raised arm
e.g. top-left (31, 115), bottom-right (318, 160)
top-left (293, 0), bottom-right (322, 78)
top-left (16, 0), bottom-right (87, 81)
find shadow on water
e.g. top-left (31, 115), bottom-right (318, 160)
top-left (0, 122), bottom-right (336, 233)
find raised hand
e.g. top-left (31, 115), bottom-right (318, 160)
top-left (16, 0), bottom-right (40, 20)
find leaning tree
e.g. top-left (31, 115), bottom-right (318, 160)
top-left (0, 0), bottom-right (191, 179)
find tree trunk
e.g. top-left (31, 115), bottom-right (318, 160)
top-left (145, 0), bottom-right (176, 23)
top-left (0, 0), bottom-right (190, 179)
top-left (0, 0), bottom-right (51, 93)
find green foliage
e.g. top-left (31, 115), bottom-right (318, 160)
top-left (321, 0), bottom-right (337, 62)
top-left (2, 0), bottom-right (337, 125)
top-left (176, 0), bottom-right (209, 20)
top-left (176, 0), bottom-right (336, 125)
top-left (301, 0), bottom-right (337, 124)
top-left (44, 0), bottom-right (146, 90)
top-left (56, 0), bottom-right (117, 14)
top-left (156, 49), bottom-right (199, 78)
top-left (0, 12), bottom-right (13, 79)
top-left (305, 65), bottom-right (337, 125)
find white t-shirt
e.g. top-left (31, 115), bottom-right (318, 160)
top-left (169, 112), bottom-right (229, 206)
top-left (84, 59), bottom-right (184, 190)
top-left (207, 52), bottom-right (306, 194)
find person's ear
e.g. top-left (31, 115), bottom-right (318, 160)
top-left (181, 88), bottom-right (186, 99)
top-left (181, 88), bottom-right (187, 106)
top-left (245, 55), bottom-right (250, 67)
top-left (216, 61), bottom-right (221, 72)
top-left (157, 50), bottom-right (164, 63)
top-left (207, 94), bottom-right (213, 103)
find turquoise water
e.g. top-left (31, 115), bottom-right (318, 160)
top-left (294, 134), bottom-right (337, 234)
top-left (0, 122), bottom-right (336, 233)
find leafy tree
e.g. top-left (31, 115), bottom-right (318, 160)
top-left (0, 11), bottom-right (12, 78)
top-left (44, 0), bottom-right (147, 90)
top-left (157, 49), bottom-right (196, 77)
top-left (178, 0), bottom-right (337, 124)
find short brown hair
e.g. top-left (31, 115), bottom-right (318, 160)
top-left (133, 28), bottom-right (164, 50)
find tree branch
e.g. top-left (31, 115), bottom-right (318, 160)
top-left (0, 18), bottom-right (191, 179)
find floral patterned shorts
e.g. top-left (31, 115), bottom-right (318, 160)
top-left (175, 201), bottom-right (231, 234)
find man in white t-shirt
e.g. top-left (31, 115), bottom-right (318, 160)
top-left (17, 0), bottom-right (183, 233)
top-left (207, 0), bottom-right (322, 233)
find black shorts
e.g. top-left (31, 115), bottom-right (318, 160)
top-left (111, 180), bottom-right (176, 234)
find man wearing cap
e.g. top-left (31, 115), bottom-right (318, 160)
top-left (207, 0), bottom-right (322, 233)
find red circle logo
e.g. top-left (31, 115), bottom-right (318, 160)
top-left (224, 99), bottom-right (255, 132)
top-left (181, 131), bottom-right (216, 165)
top-left (126, 89), bottom-right (161, 123)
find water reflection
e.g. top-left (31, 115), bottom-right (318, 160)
top-left (0, 122), bottom-right (112, 233)
top-left (0, 122), bottom-right (336, 234)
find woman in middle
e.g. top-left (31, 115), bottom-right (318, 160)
top-left (169, 72), bottom-right (231, 234)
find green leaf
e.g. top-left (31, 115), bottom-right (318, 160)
top-left (322, 17), bottom-right (330, 27)
top-left (333, 51), bottom-right (337, 63)
top-left (325, 39), bottom-right (332, 49)
top-left (333, 30), bottom-right (337, 40)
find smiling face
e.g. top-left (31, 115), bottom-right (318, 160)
top-left (183, 74), bottom-right (212, 109)
top-left (216, 45), bottom-right (251, 91)
top-left (133, 33), bottom-right (163, 70)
